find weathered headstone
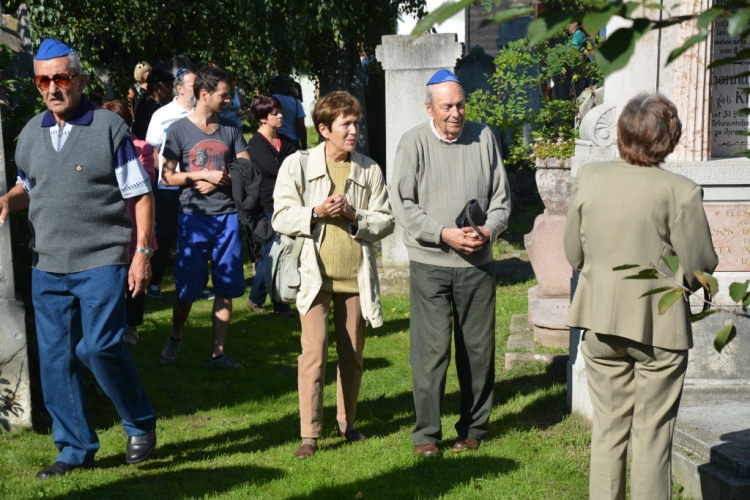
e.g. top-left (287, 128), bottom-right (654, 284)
top-left (376, 34), bottom-right (463, 292)
top-left (0, 107), bottom-right (33, 432)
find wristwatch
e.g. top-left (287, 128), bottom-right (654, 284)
top-left (311, 207), bottom-right (319, 220)
top-left (135, 246), bottom-right (154, 258)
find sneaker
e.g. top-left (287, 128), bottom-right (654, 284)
top-left (200, 288), bottom-right (215, 300)
top-left (209, 355), bottom-right (244, 370)
top-left (146, 284), bottom-right (161, 298)
top-left (159, 336), bottom-right (182, 365)
top-left (122, 326), bottom-right (139, 346)
top-left (246, 299), bottom-right (266, 313)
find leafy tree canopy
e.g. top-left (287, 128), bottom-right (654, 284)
top-left (2, 0), bottom-right (425, 100)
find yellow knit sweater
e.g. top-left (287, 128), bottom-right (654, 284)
top-left (318, 159), bottom-right (361, 293)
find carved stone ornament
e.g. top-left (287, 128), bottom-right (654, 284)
top-left (579, 104), bottom-right (617, 147)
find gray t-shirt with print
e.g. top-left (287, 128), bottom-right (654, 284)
top-left (162, 117), bottom-right (248, 215)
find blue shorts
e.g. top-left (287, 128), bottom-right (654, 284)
top-left (175, 212), bottom-right (245, 303)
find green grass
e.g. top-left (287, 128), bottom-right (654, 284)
top-left (0, 269), bottom-right (596, 499)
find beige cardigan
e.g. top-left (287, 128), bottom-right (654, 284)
top-left (564, 160), bottom-right (718, 350)
top-left (271, 142), bottom-right (395, 326)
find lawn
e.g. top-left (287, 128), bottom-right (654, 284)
top-left (0, 266), bottom-right (592, 499)
top-left (0, 192), bottom-right (596, 499)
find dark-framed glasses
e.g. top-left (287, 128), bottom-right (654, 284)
top-left (33, 73), bottom-right (79, 91)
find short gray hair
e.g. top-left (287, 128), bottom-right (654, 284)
top-left (425, 83), bottom-right (464, 107)
top-left (174, 69), bottom-right (195, 92)
top-left (33, 51), bottom-right (82, 75)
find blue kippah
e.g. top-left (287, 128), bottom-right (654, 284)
top-left (35, 38), bottom-right (75, 61)
top-left (426, 69), bottom-right (460, 86)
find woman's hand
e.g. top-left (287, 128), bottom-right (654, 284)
top-left (315, 195), bottom-right (346, 218)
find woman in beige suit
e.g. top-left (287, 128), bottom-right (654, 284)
top-left (272, 92), bottom-right (395, 459)
top-left (564, 94), bottom-right (718, 500)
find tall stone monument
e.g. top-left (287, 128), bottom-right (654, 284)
top-left (569, 6), bottom-right (750, 497)
top-left (376, 34), bottom-right (463, 292)
top-left (0, 107), bottom-right (33, 432)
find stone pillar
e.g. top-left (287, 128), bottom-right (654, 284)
top-left (0, 107), bottom-right (33, 432)
top-left (376, 34), bottom-right (463, 292)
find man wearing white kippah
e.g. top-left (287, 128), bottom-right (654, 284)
top-left (390, 69), bottom-right (511, 457)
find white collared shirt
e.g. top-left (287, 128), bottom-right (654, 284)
top-left (429, 119), bottom-right (463, 143)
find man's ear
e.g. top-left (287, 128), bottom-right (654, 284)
top-left (424, 101), bottom-right (434, 118)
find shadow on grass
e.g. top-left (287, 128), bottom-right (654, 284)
top-left (45, 464), bottom-right (283, 500)
top-left (494, 258), bottom-right (534, 286)
top-left (285, 456), bottom-right (519, 500)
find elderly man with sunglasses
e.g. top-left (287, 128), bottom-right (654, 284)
top-left (0, 39), bottom-right (157, 478)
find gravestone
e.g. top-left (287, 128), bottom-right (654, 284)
top-left (0, 106), bottom-right (33, 432)
top-left (376, 34), bottom-right (463, 292)
top-left (567, 6), bottom-right (750, 497)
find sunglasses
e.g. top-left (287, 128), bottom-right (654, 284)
top-left (33, 73), bottom-right (79, 91)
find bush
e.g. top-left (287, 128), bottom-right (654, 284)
top-left (465, 34), bottom-right (602, 171)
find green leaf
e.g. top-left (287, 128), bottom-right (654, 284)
top-left (622, 2), bottom-right (642, 18)
top-left (583, 6), bottom-right (618, 35)
top-left (658, 288), bottom-right (684, 314)
top-left (690, 309), bottom-right (718, 322)
top-left (644, 3), bottom-right (665, 10)
top-left (728, 9), bottom-right (750, 37)
top-left (697, 7), bottom-right (724, 30)
top-left (640, 286), bottom-right (675, 297)
top-left (667, 31), bottom-right (709, 64)
top-left (613, 264), bottom-right (641, 271)
top-left (528, 11), bottom-right (576, 46)
top-left (624, 269), bottom-right (660, 280)
top-left (595, 19), bottom-right (651, 76)
top-left (662, 255), bottom-right (680, 274)
top-left (411, 0), bottom-right (474, 36)
top-left (728, 280), bottom-right (749, 302)
top-left (482, 6), bottom-right (535, 28)
top-left (694, 270), bottom-right (719, 296)
top-left (714, 324), bottom-right (737, 353)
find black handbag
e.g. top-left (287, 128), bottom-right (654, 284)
top-left (455, 199), bottom-right (487, 234)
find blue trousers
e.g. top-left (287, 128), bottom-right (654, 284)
top-left (248, 212), bottom-right (290, 313)
top-left (32, 265), bottom-right (156, 466)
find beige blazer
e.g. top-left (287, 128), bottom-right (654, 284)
top-left (271, 142), bottom-right (395, 326)
top-left (564, 160), bottom-right (718, 350)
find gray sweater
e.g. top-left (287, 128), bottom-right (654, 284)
top-left (15, 109), bottom-right (132, 273)
top-left (389, 120), bottom-right (511, 268)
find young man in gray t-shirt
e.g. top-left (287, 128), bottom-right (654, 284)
top-left (158, 66), bottom-right (249, 370)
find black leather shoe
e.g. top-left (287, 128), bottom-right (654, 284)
top-left (36, 462), bottom-right (77, 479)
top-left (338, 427), bottom-right (367, 442)
top-left (126, 429), bottom-right (156, 464)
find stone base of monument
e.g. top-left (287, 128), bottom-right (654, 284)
top-left (504, 314), bottom-right (568, 370)
top-left (377, 264), bottom-right (410, 296)
top-left (672, 385), bottom-right (750, 500)
top-left (0, 297), bottom-right (32, 432)
top-left (527, 285), bottom-right (570, 348)
top-left (523, 212), bottom-right (571, 296)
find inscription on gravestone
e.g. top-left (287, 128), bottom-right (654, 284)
top-left (710, 14), bottom-right (750, 157)
top-left (703, 204), bottom-right (750, 272)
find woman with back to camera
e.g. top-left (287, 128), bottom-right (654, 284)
top-left (272, 91), bottom-right (394, 459)
top-left (564, 93), bottom-right (718, 500)
top-left (244, 95), bottom-right (298, 317)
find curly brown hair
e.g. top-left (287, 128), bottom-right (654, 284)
top-left (617, 93), bottom-right (682, 167)
top-left (313, 91), bottom-right (361, 134)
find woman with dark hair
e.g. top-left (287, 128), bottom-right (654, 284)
top-left (102, 100), bottom-right (158, 346)
top-left (272, 91), bottom-right (394, 459)
top-left (245, 95), bottom-right (299, 316)
top-left (564, 93), bottom-right (718, 499)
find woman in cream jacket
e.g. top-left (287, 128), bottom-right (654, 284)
top-left (272, 91), bottom-right (394, 459)
top-left (564, 93), bottom-right (718, 500)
